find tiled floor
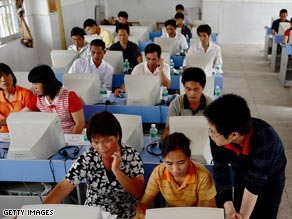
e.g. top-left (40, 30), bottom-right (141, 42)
top-left (221, 44), bottom-right (292, 219)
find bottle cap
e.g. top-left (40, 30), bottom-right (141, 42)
top-left (151, 124), bottom-right (156, 128)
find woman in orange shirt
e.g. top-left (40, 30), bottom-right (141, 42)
top-left (0, 63), bottom-right (34, 132)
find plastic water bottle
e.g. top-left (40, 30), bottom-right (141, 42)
top-left (100, 85), bottom-right (107, 103)
top-left (170, 59), bottom-right (174, 75)
top-left (214, 85), bottom-right (221, 98)
top-left (180, 48), bottom-right (187, 56)
top-left (214, 65), bottom-right (223, 91)
top-left (149, 124), bottom-right (158, 144)
top-left (162, 86), bottom-right (168, 102)
top-left (123, 59), bottom-right (130, 74)
top-left (186, 34), bottom-right (190, 45)
top-left (179, 66), bottom-right (184, 75)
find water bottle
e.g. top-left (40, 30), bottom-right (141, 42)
top-left (213, 65), bottom-right (223, 91)
top-left (100, 84), bottom-right (108, 103)
top-left (162, 86), bottom-right (168, 103)
top-left (149, 124), bottom-right (158, 144)
top-left (123, 59), bottom-right (130, 74)
top-left (170, 59), bottom-right (174, 75)
top-left (180, 48), bottom-right (187, 56)
top-left (214, 85), bottom-right (221, 98)
top-left (186, 34), bottom-right (190, 45)
top-left (179, 66), bottom-right (184, 75)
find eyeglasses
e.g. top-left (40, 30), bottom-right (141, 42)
top-left (208, 128), bottom-right (222, 139)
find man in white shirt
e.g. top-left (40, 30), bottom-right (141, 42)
top-left (114, 43), bottom-right (171, 96)
top-left (69, 39), bottom-right (114, 90)
top-left (161, 19), bottom-right (188, 55)
top-left (67, 27), bottom-right (90, 58)
top-left (183, 24), bottom-right (223, 70)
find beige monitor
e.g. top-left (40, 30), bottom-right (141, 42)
top-left (50, 50), bottom-right (79, 74)
top-left (154, 37), bottom-right (177, 56)
top-left (185, 53), bottom-right (214, 76)
top-left (103, 50), bottom-right (124, 74)
top-left (84, 35), bottom-right (102, 43)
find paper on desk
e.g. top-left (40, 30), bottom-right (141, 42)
top-left (64, 134), bottom-right (91, 146)
top-left (0, 133), bottom-right (10, 142)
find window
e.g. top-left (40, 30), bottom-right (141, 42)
top-left (0, 0), bottom-right (21, 44)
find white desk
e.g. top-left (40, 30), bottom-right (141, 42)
top-left (279, 44), bottom-right (292, 87)
top-left (263, 27), bottom-right (272, 60)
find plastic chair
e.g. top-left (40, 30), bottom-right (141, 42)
top-left (138, 40), bottom-right (152, 51)
top-left (149, 31), bottom-right (162, 41)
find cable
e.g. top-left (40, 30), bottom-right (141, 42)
top-left (49, 159), bottom-right (56, 183)
top-left (146, 142), bottom-right (163, 163)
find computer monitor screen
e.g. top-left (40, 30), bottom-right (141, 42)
top-left (185, 53), bottom-right (213, 76)
top-left (278, 22), bottom-right (291, 35)
top-left (124, 75), bottom-right (161, 106)
top-left (146, 207), bottom-right (224, 219)
top-left (18, 204), bottom-right (102, 219)
top-left (103, 50), bottom-right (124, 74)
top-left (7, 112), bottom-right (65, 160)
top-left (154, 37), bottom-right (177, 56)
top-left (63, 73), bottom-right (101, 105)
top-left (84, 35), bottom-right (102, 43)
top-left (114, 114), bottom-right (144, 153)
top-left (50, 50), bottom-right (79, 74)
top-left (169, 116), bottom-right (212, 164)
top-left (289, 31), bottom-right (292, 44)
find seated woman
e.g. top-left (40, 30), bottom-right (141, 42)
top-left (135, 132), bottom-right (217, 219)
top-left (0, 63), bottom-right (34, 132)
top-left (22, 65), bottom-right (85, 134)
top-left (42, 111), bottom-right (145, 218)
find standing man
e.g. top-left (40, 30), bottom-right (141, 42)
top-left (69, 39), bottom-right (114, 90)
top-left (204, 94), bottom-right (286, 219)
top-left (114, 43), bottom-right (170, 96)
top-left (271, 9), bottom-right (289, 35)
top-left (68, 27), bottom-right (90, 58)
top-left (83, 18), bottom-right (114, 49)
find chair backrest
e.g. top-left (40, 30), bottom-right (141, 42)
top-left (154, 37), bottom-right (177, 56)
top-left (103, 50), bottom-right (124, 74)
top-left (149, 31), bottom-right (162, 41)
top-left (50, 50), bottom-right (79, 74)
top-left (138, 40), bottom-right (152, 51)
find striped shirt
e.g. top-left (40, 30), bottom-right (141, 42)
top-left (145, 161), bottom-right (216, 207)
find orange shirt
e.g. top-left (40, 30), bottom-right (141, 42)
top-left (144, 161), bottom-right (216, 207)
top-left (0, 86), bottom-right (34, 132)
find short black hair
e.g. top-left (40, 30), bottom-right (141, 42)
top-left (197, 24), bottom-right (212, 36)
top-left (175, 12), bottom-right (184, 20)
top-left (70, 27), bottom-right (86, 37)
top-left (28, 65), bottom-right (62, 99)
top-left (164, 19), bottom-right (176, 28)
top-left (280, 9), bottom-right (288, 14)
top-left (175, 4), bottom-right (184, 11)
top-left (203, 94), bottom-right (252, 138)
top-left (83, 18), bottom-right (97, 29)
top-left (0, 63), bottom-right (17, 88)
top-left (90, 39), bottom-right (105, 50)
top-left (144, 43), bottom-right (161, 58)
top-left (116, 23), bottom-right (130, 34)
top-left (118, 11), bottom-right (128, 19)
top-left (181, 67), bottom-right (206, 88)
top-left (86, 111), bottom-right (122, 145)
top-left (162, 132), bottom-right (191, 158)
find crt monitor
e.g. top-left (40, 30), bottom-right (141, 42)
top-left (154, 37), bottom-right (177, 56)
top-left (103, 50), bottom-right (124, 74)
top-left (6, 112), bottom-right (65, 160)
top-left (124, 75), bottom-right (161, 106)
top-left (185, 53), bottom-right (214, 77)
top-left (84, 35), bottom-right (102, 43)
top-left (50, 50), bottom-right (79, 74)
top-left (114, 114), bottom-right (144, 153)
top-left (169, 116), bottom-right (212, 164)
top-left (63, 73), bottom-right (101, 105)
top-left (18, 204), bottom-right (102, 219)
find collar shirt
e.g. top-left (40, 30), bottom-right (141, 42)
top-left (131, 61), bottom-right (171, 80)
top-left (161, 32), bottom-right (188, 55)
top-left (99, 28), bottom-right (114, 49)
top-left (67, 41), bottom-right (90, 58)
top-left (68, 57), bottom-right (114, 90)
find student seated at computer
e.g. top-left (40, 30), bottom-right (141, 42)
top-left (283, 17), bottom-right (292, 44)
top-left (43, 111), bottom-right (145, 218)
top-left (22, 65), bottom-right (85, 134)
top-left (116, 11), bottom-right (132, 26)
top-left (68, 27), bottom-right (90, 58)
top-left (161, 67), bottom-right (212, 140)
top-left (69, 39), bottom-right (114, 90)
top-left (183, 24), bottom-right (222, 70)
top-left (174, 4), bottom-right (193, 28)
top-left (161, 19), bottom-right (188, 55)
top-left (135, 132), bottom-right (216, 219)
top-left (109, 23), bottom-right (142, 73)
top-left (271, 9), bottom-right (289, 35)
top-left (83, 18), bottom-right (114, 49)
top-left (114, 43), bottom-right (171, 97)
top-left (0, 63), bottom-right (34, 132)
top-left (175, 12), bottom-right (192, 38)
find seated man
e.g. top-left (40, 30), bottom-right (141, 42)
top-left (283, 17), bottom-right (292, 44)
top-left (69, 39), bottom-right (114, 90)
top-left (161, 67), bottom-right (212, 140)
top-left (68, 26), bottom-right (90, 58)
top-left (135, 132), bottom-right (216, 219)
top-left (117, 11), bottom-right (132, 26)
top-left (161, 19), bottom-right (188, 55)
top-left (271, 9), bottom-right (289, 35)
top-left (83, 18), bottom-right (114, 49)
top-left (183, 24), bottom-right (222, 70)
top-left (175, 4), bottom-right (193, 28)
top-left (114, 43), bottom-right (170, 96)
top-left (109, 23), bottom-right (142, 73)
top-left (175, 12), bottom-right (192, 38)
